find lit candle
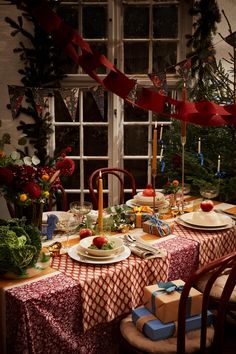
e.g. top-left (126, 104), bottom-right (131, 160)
top-left (98, 171), bottom-right (103, 232)
top-left (159, 145), bottom-right (164, 162)
top-left (217, 155), bottom-right (221, 173)
top-left (159, 124), bottom-right (163, 140)
top-left (152, 121), bottom-right (158, 175)
top-left (198, 137), bottom-right (201, 154)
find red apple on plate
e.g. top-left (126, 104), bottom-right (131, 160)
top-left (93, 236), bottom-right (108, 249)
top-left (79, 228), bottom-right (93, 239)
top-left (143, 184), bottom-right (155, 197)
top-left (200, 200), bottom-right (214, 212)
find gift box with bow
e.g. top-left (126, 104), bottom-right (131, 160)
top-left (143, 279), bottom-right (202, 323)
top-left (142, 215), bottom-right (174, 237)
top-left (132, 306), bottom-right (214, 341)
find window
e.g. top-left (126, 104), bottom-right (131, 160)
top-left (50, 0), bottom-right (192, 206)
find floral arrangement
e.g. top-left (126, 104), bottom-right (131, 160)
top-left (0, 147), bottom-right (75, 207)
top-left (162, 180), bottom-right (180, 195)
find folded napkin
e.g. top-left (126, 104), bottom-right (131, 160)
top-left (129, 245), bottom-right (166, 259)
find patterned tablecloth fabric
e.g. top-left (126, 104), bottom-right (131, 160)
top-left (50, 236), bottom-right (199, 331)
top-left (2, 222), bottom-right (236, 354)
top-left (174, 223), bottom-right (236, 266)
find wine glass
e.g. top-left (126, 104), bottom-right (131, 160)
top-left (56, 214), bottom-right (78, 251)
top-left (200, 185), bottom-right (219, 200)
top-left (70, 201), bottom-right (93, 223)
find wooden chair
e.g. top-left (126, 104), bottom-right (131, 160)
top-left (48, 184), bottom-right (68, 211)
top-left (119, 251), bottom-right (236, 354)
top-left (88, 167), bottom-right (137, 209)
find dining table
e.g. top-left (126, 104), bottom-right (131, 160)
top-left (0, 197), bottom-right (236, 354)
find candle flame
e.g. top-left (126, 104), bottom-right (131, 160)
top-left (99, 171), bottom-right (102, 178)
top-left (154, 121), bottom-right (157, 129)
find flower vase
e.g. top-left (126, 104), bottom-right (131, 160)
top-left (13, 202), bottom-right (43, 230)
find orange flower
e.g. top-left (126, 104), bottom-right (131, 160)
top-left (41, 174), bottom-right (50, 182)
top-left (172, 180), bottom-right (179, 187)
top-left (19, 193), bottom-right (28, 202)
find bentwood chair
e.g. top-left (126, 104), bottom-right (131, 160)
top-left (119, 251), bottom-right (236, 354)
top-left (88, 167), bottom-right (137, 210)
top-left (48, 184), bottom-right (68, 211)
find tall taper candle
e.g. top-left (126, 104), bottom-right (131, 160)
top-left (198, 137), bottom-right (201, 154)
top-left (217, 155), bottom-right (221, 173)
top-left (152, 121), bottom-right (158, 176)
top-left (159, 124), bottom-right (163, 140)
top-left (181, 85), bottom-right (187, 141)
top-left (98, 171), bottom-right (103, 232)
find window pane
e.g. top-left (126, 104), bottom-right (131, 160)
top-left (87, 42), bottom-right (107, 74)
top-left (84, 126), bottom-right (108, 156)
top-left (83, 91), bottom-right (108, 122)
top-left (124, 126), bottom-right (148, 155)
top-left (83, 6), bottom-right (107, 38)
top-left (124, 42), bottom-right (148, 74)
top-left (124, 102), bottom-right (148, 122)
top-left (55, 91), bottom-right (79, 123)
top-left (124, 160), bottom-right (148, 188)
top-left (153, 5), bottom-right (178, 39)
top-left (84, 160), bottom-right (108, 189)
top-left (55, 126), bottom-right (80, 155)
top-left (124, 6), bottom-right (149, 38)
top-left (153, 42), bottom-right (177, 73)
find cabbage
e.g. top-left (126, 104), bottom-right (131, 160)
top-left (0, 218), bottom-right (42, 275)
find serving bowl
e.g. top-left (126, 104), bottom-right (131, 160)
top-left (79, 236), bottom-right (124, 257)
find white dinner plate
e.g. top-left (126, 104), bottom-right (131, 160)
top-left (176, 217), bottom-right (235, 231)
top-left (68, 244), bottom-right (131, 265)
top-left (179, 211), bottom-right (232, 228)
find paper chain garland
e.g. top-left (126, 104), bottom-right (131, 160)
top-left (16, 1), bottom-right (236, 127)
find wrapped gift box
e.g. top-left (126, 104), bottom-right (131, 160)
top-left (132, 306), bottom-right (214, 341)
top-left (143, 279), bottom-right (202, 323)
top-left (142, 218), bottom-right (174, 237)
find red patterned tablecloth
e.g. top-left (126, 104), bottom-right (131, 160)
top-left (174, 223), bottom-right (236, 266)
top-left (2, 222), bottom-right (236, 354)
top-left (50, 236), bottom-right (198, 331)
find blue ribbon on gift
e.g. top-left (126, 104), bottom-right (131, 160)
top-left (158, 281), bottom-right (184, 293)
top-left (151, 281), bottom-right (192, 318)
top-left (148, 215), bottom-right (171, 237)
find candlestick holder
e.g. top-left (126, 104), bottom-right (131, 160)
top-left (180, 136), bottom-right (186, 214)
top-left (152, 172), bottom-right (157, 213)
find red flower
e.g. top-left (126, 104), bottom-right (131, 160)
top-left (0, 167), bottom-right (14, 185)
top-left (56, 158), bottom-right (75, 176)
top-left (65, 146), bottom-right (72, 153)
top-left (23, 182), bottom-right (42, 199)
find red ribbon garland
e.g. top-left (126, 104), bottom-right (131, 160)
top-left (24, 1), bottom-right (236, 127)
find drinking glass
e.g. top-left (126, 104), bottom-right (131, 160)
top-left (200, 185), bottom-right (219, 200)
top-left (57, 215), bottom-right (78, 251)
top-left (70, 201), bottom-right (93, 223)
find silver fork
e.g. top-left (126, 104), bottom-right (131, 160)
top-left (124, 234), bottom-right (159, 253)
